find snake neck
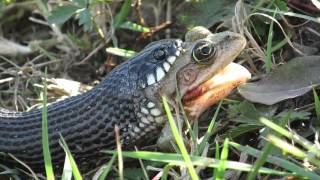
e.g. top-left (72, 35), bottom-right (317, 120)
top-left (0, 64), bottom-right (164, 170)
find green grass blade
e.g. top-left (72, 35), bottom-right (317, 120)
top-left (213, 141), bottom-right (220, 179)
top-left (247, 142), bottom-right (274, 180)
top-left (267, 135), bottom-right (320, 167)
top-left (34, 0), bottom-right (49, 15)
top-left (229, 142), bottom-right (318, 179)
top-left (161, 164), bottom-right (174, 180)
top-left (271, 31), bottom-right (292, 53)
top-left (106, 47), bottom-right (136, 58)
top-left (176, 88), bottom-right (198, 155)
top-left (97, 153), bottom-right (117, 180)
top-left (313, 88), bottom-right (320, 122)
top-left (265, 10), bottom-right (275, 73)
top-left (216, 138), bottom-right (229, 180)
top-left (6, 154), bottom-right (40, 180)
top-left (260, 117), bottom-right (320, 157)
top-left (162, 96), bottom-right (199, 180)
top-left (36, 45), bottom-right (57, 61)
top-left (191, 121), bottom-right (199, 154)
top-left (113, 0), bottom-right (131, 28)
top-left (119, 21), bottom-right (150, 32)
top-left (41, 69), bottom-right (55, 180)
top-left (247, 112), bottom-right (291, 180)
top-left (260, 118), bottom-right (291, 137)
top-left (198, 101), bottom-right (222, 154)
top-left (267, 135), bottom-right (306, 158)
top-left (61, 155), bottom-right (72, 180)
top-left (59, 135), bottom-right (82, 180)
top-left (103, 150), bottom-right (294, 176)
top-left (254, 6), bottom-right (320, 23)
top-left (136, 148), bottom-right (150, 180)
top-left (0, 163), bottom-right (22, 180)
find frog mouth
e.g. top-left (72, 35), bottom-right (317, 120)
top-left (182, 62), bottom-right (251, 119)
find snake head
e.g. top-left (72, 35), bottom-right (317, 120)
top-left (127, 39), bottom-right (184, 90)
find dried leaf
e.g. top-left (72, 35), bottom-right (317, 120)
top-left (239, 56), bottom-right (320, 105)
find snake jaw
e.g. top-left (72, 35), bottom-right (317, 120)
top-left (183, 62), bottom-right (251, 119)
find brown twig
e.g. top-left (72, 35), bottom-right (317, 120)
top-left (8, 153), bottom-right (40, 180)
top-left (115, 125), bottom-right (124, 180)
top-left (165, 0), bottom-right (172, 39)
top-left (133, 0), bottom-right (146, 26)
top-left (139, 21), bottom-right (171, 39)
top-left (75, 43), bottom-right (105, 65)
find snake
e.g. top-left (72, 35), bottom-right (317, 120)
top-left (0, 27), bottom-right (249, 172)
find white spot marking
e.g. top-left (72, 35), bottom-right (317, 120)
top-left (141, 117), bottom-right (149, 124)
top-left (156, 67), bottom-right (165, 81)
top-left (134, 127), bottom-right (140, 133)
top-left (130, 131), bottom-right (135, 136)
top-left (139, 123), bottom-right (145, 128)
top-left (155, 117), bottom-right (164, 123)
top-left (163, 62), bottom-right (170, 72)
top-left (167, 56), bottom-right (176, 64)
top-left (175, 50), bottom-right (180, 56)
top-left (147, 74), bottom-right (156, 85)
top-left (150, 108), bottom-right (161, 116)
top-left (147, 102), bottom-right (155, 108)
top-left (136, 112), bottom-right (142, 118)
top-left (176, 39), bottom-right (182, 47)
top-left (141, 107), bottom-right (149, 115)
top-left (147, 115), bottom-right (154, 122)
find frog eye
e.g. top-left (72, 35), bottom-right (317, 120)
top-left (153, 48), bottom-right (167, 60)
top-left (192, 40), bottom-right (215, 64)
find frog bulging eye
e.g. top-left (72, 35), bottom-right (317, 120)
top-left (192, 40), bottom-right (215, 64)
top-left (153, 48), bottom-right (167, 60)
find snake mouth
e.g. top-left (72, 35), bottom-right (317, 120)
top-left (182, 62), bottom-right (251, 119)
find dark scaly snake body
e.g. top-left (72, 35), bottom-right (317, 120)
top-left (0, 64), bottom-right (142, 168)
top-left (0, 39), bottom-right (182, 170)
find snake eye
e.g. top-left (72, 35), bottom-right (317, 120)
top-left (153, 48), bottom-right (167, 60)
top-left (192, 40), bottom-right (215, 64)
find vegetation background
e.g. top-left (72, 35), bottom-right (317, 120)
top-left (0, 0), bottom-right (320, 179)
